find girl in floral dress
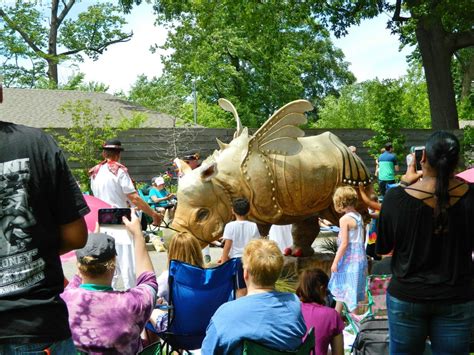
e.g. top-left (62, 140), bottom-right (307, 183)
top-left (328, 186), bottom-right (368, 313)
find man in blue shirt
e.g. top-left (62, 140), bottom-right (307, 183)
top-left (378, 143), bottom-right (399, 196)
top-left (201, 239), bottom-right (307, 354)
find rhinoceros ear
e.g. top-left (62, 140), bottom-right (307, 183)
top-left (174, 158), bottom-right (193, 175)
top-left (200, 162), bottom-right (218, 182)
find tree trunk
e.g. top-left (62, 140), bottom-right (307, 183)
top-left (47, 59), bottom-right (58, 87)
top-left (48, 0), bottom-right (60, 87)
top-left (415, 17), bottom-right (459, 129)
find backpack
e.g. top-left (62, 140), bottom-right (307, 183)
top-left (352, 318), bottom-right (389, 355)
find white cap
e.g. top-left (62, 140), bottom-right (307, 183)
top-left (153, 176), bottom-right (165, 186)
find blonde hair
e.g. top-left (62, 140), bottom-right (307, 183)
top-left (78, 257), bottom-right (116, 277)
top-left (333, 186), bottom-right (358, 213)
top-left (168, 232), bottom-right (205, 268)
top-left (242, 239), bottom-right (283, 287)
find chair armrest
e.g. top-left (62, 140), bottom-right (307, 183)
top-left (155, 304), bottom-right (173, 311)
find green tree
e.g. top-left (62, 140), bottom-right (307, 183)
top-left (180, 98), bottom-right (234, 128)
top-left (128, 74), bottom-right (187, 115)
top-left (361, 79), bottom-right (407, 160)
top-left (311, 0), bottom-right (473, 130)
top-left (51, 100), bottom-right (146, 191)
top-left (59, 73), bottom-right (110, 92)
top-left (452, 48), bottom-right (474, 121)
top-left (463, 126), bottom-right (474, 168)
top-left (0, 1), bottom-right (132, 87)
top-left (128, 74), bottom-right (232, 127)
top-left (316, 67), bottom-right (430, 130)
top-left (127, 1), bottom-right (354, 127)
top-left (399, 65), bottom-right (431, 128)
top-left (316, 69), bottom-right (431, 158)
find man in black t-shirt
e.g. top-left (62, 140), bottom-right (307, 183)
top-left (0, 117), bottom-right (89, 352)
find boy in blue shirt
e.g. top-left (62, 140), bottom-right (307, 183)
top-left (202, 239), bottom-right (306, 354)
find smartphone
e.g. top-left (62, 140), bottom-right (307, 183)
top-left (414, 146), bottom-right (425, 171)
top-left (98, 208), bottom-right (131, 225)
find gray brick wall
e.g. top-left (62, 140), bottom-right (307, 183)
top-left (49, 127), bottom-right (464, 183)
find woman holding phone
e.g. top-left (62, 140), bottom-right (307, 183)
top-left (376, 131), bottom-right (473, 354)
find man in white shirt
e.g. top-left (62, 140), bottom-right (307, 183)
top-left (89, 139), bottom-right (161, 289)
top-left (219, 197), bottom-right (260, 296)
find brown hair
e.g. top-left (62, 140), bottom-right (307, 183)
top-left (78, 257), bottom-right (116, 277)
top-left (296, 268), bottom-right (329, 305)
top-left (102, 149), bottom-right (120, 160)
top-left (333, 186), bottom-right (358, 213)
top-left (168, 232), bottom-right (205, 268)
top-left (242, 239), bottom-right (283, 287)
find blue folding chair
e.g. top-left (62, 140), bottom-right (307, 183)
top-left (138, 185), bottom-right (157, 208)
top-left (149, 258), bottom-right (241, 354)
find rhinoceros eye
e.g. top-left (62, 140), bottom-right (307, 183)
top-left (196, 208), bottom-right (209, 221)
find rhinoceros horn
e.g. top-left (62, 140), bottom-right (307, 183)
top-left (216, 138), bottom-right (228, 150)
top-left (174, 158), bottom-right (193, 175)
top-left (218, 98), bottom-right (243, 139)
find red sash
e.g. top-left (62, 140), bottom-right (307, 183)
top-left (89, 160), bottom-right (129, 179)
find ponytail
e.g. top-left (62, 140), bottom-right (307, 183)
top-left (425, 131), bottom-right (460, 235)
top-left (433, 156), bottom-right (450, 234)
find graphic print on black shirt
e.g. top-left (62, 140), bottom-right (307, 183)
top-left (0, 158), bottom-right (45, 296)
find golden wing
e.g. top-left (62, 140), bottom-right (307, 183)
top-left (250, 100), bottom-right (313, 156)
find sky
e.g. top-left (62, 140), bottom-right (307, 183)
top-left (62, 3), bottom-right (413, 94)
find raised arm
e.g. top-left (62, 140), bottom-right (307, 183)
top-left (358, 183), bottom-right (381, 211)
top-left (122, 210), bottom-right (154, 277)
top-left (400, 153), bottom-right (423, 186)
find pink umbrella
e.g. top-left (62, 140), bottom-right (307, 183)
top-left (83, 194), bottom-right (111, 232)
top-left (456, 167), bottom-right (474, 183)
top-left (61, 194), bottom-right (111, 264)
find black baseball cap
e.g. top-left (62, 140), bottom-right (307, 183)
top-left (102, 139), bottom-right (124, 151)
top-left (76, 233), bottom-right (117, 264)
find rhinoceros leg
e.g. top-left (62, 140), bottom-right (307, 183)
top-left (257, 224), bottom-right (271, 238)
top-left (291, 217), bottom-right (319, 257)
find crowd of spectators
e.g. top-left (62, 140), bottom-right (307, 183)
top-left (1, 113), bottom-right (471, 355)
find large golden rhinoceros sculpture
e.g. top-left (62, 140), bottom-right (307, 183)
top-left (172, 99), bottom-right (372, 256)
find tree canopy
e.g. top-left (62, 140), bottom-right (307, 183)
top-left (138, 1), bottom-right (355, 127)
top-left (120, 0), bottom-right (473, 129)
top-left (312, 0), bottom-right (473, 129)
top-left (0, 1), bottom-right (132, 87)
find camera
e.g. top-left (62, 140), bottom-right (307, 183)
top-left (98, 208), bottom-right (131, 225)
top-left (414, 146), bottom-right (425, 171)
